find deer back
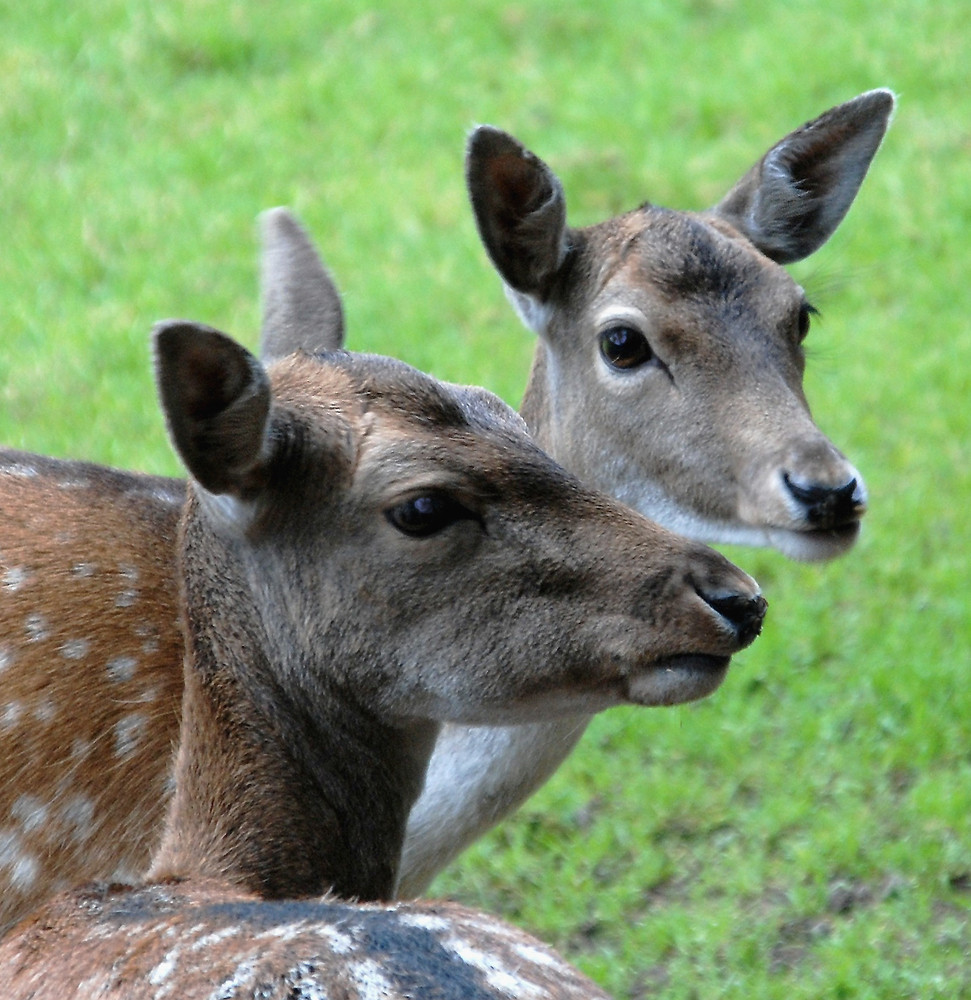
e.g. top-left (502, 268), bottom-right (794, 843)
top-left (1, 880), bottom-right (611, 999)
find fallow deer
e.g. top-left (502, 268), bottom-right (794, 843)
top-left (0, 89), bottom-right (892, 927)
top-left (0, 317), bottom-right (764, 997)
top-left (406, 87), bottom-right (894, 891)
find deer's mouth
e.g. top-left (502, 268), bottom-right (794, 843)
top-left (768, 519), bottom-right (861, 562)
top-left (626, 653), bottom-right (731, 707)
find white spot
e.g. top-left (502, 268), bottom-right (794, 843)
top-left (315, 923), bottom-right (357, 955)
top-left (60, 637), bottom-right (91, 660)
top-left (59, 795), bottom-right (95, 844)
top-left (347, 957), bottom-right (396, 1000)
top-left (119, 565), bottom-right (140, 583)
top-left (0, 647), bottom-right (13, 673)
top-left (147, 944), bottom-right (180, 986)
top-left (70, 737), bottom-right (93, 761)
top-left (11, 794), bottom-right (49, 833)
top-left (210, 958), bottom-right (258, 999)
top-left (71, 562), bottom-right (96, 578)
top-left (114, 713), bottom-right (146, 758)
top-left (33, 698), bottom-right (56, 723)
top-left (398, 912), bottom-right (452, 933)
top-left (116, 589), bottom-right (139, 608)
top-left (446, 933), bottom-right (548, 999)
top-left (0, 830), bottom-right (37, 891)
top-left (0, 463), bottom-right (38, 479)
top-left (2, 566), bottom-right (29, 592)
top-left (188, 924), bottom-right (243, 952)
top-left (142, 638), bottom-right (160, 654)
top-left (280, 961), bottom-right (331, 1000)
top-left (513, 939), bottom-right (572, 971)
top-left (8, 852), bottom-right (38, 890)
top-left (1, 702), bottom-right (23, 730)
top-left (24, 613), bottom-right (49, 642)
top-left (106, 655), bottom-right (138, 683)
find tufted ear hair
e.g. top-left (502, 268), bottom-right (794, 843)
top-left (154, 320), bottom-right (271, 500)
top-left (712, 89), bottom-right (895, 264)
top-left (259, 207), bottom-right (346, 362)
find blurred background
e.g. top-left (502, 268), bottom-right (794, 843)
top-left (1, 2), bottom-right (968, 996)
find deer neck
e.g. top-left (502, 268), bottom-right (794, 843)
top-left (148, 504), bottom-right (438, 902)
top-left (519, 344), bottom-right (559, 456)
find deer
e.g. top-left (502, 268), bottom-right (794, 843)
top-left (0, 314), bottom-right (765, 997)
top-left (0, 88), bottom-right (892, 929)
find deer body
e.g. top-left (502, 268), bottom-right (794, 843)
top-left (0, 90), bottom-right (892, 927)
top-left (3, 882), bottom-right (612, 999)
top-left (0, 319), bottom-right (762, 996)
top-left (0, 456), bottom-right (185, 898)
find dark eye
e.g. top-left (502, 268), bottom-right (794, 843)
top-left (386, 494), bottom-right (477, 538)
top-left (797, 302), bottom-right (818, 342)
top-left (599, 326), bottom-right (654, 370)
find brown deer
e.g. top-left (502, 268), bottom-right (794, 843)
top-left (404, 87), bottom-right (894, 891)
top-left (0, 317), bottom-right (764, 996)
top-left (0, 89), bottom-right (892, 927)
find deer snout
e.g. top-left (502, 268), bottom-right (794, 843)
top-left (782, 471), bottom-right (867, 529)
top-left (687, 546), bottom-right (766, 649)
top-left (696, 588), bottom-right (767, 649)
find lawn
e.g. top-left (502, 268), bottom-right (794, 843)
top-left (1, 1), bottom-right (969, 997)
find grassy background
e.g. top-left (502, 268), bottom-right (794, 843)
top-left (1, 2), bottom-right (968, 996)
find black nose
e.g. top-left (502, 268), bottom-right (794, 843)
top-left (702, 591), bottom-right (767, 647)
top-left (783, 473), bottom-right (865, 529)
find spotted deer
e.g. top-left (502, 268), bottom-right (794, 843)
top-left (0, 317), bottom-right (764, 997)
top-left (0, 89), bottom-right (892, 928)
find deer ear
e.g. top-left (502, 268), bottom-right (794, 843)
top-left (258, 207), bottom-right (346, 362)
top-left (466, 126), bottom-right (568, 333)
top-left (154, 320), bottom-right (271, 499)
top-left (712, 89), bottom-right (895, 264)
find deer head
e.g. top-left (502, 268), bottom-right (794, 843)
top-left (0, 312), bottom-right (764, 997)
top-left (147, 318), bottom-right (764, 902)
top-left (466, 89), bottom-right (894, 561)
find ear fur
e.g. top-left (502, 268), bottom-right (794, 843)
top-left (712, 89), bottom-right (895, 264)
top-left (154, 320), bottom-right (271, 499)
top-left (465, 126), bottom-right (568, 328)
top-left (259, 207), bottom-right (346, 362)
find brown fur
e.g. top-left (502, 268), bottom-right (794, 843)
top-left (0, 90), bottom-right (892, 929)
top-left (0, 321), bottom-right (761, 996)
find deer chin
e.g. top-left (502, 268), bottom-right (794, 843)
top-left (617, 488), bottom-right (863, 564)
top-left (765, 521), bottom-right (862, 563)
top-left (625, 654), bottom-right (731, 707)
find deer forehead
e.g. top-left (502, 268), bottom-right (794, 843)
top-left (575, 205), bottom-right (801, 325)
top-left (270, 352), bottom-right (522, 434)
top-left (269, 352), bottom-right (540, 499)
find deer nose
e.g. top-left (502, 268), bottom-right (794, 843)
top-left (783, 472), bottom-right (867, 529)
top-left (698, 589), bottom-right (767, 648)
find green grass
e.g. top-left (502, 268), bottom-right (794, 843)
top-left (1, 2), bottom-right (968, 996)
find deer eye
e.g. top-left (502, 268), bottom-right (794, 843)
top-left (386, 494), bottom-right (477, 537)
top-left (797, 302), bottom-right (818, 342)
top-left (599, 326), bottom-right (654, 370)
